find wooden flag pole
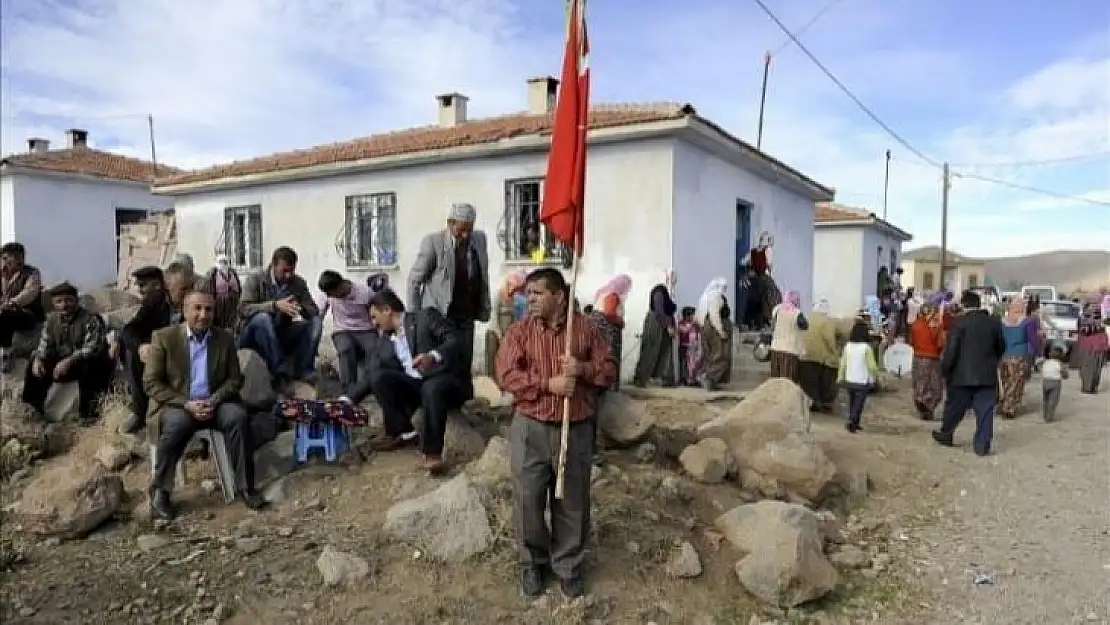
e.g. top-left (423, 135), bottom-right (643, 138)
top-left (554, 246), bottom-right (581, 500)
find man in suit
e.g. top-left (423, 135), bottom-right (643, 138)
top-left (406, 202), bottom-right (491, 394)
top-left (145, 289), bottom-right (266, 519)
top-left (108, 265), bottom-right (175, 434)
top-left (238, 246), bottom-right (322, 383)
top-left (341, 289), bottom-right (463, 474)
top-left (933, 289), bottom-right (1007, 457)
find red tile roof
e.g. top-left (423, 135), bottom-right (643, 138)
top-left (154, 103), bottom-right (698, 187)
top-left (1, 147), bottom-right (182, 184)
top-left (815, 202), bottom-right (873, 222)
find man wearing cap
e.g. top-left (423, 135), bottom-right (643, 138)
top-left (0, 242), bottom-right (44, 374)
top-left (407, 202), bottom-right (491, 394)
top-left (22, 282), bottom-right (113, 424)
top-left (108, 265), bottom-right (175, 434)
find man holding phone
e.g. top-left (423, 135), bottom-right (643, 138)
top-left (238, 246), bottom-right (321, 385)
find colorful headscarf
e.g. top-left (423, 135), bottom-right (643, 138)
top-left (781, 290), bottom-right (801, 313)
top-left (500, 269), bottom-right (528, 302)
top-left (695, 277), bottom-right (728, 325)
top-left (594, 273), bottom-right (632, 304)
top-left (1101, 294), bottom-right (1110, 320)
top-left (1004, 297), bottom-right (1026, 325)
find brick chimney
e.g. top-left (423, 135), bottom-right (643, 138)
top-left (436, 93), bottom-right (469, 128)
top-left (65, 128), bottom-right (89, 148)
top-left (526, 76), bottom-right (559, 115)
top-left (27, 138), bottom-right (50, 153)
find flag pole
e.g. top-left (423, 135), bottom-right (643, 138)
top-left (554, 231), bottom-right (581, 500)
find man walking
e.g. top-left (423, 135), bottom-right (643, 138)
top-left (932, 290), bottom-right (1006, 456)
top-left (407, 202), bottom-right (490, 393)
top-left (494, 268), bottom-right (617, 598)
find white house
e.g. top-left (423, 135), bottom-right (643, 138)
top-left (153, 77), bottom-right (834, 377)
top-left (812, 203), bottom-right (913, 316)
top-left (0, 129), bottom-right (178, 289)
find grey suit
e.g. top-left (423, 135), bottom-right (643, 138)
top-left (407, 229), bottom-right (492, 323)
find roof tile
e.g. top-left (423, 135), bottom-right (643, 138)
top-left (1, 147), bottom-right (182, 184)
top-left (815, 202), bottom-right (873, 223)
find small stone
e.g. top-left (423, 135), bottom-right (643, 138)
top-left (136, 534), bottom-right (171, 553)
top-left (277, 526), bottom-right (294, 538)
top-left (829, 545), bottom-right (870, 569)
top-left (316, 546), bottom-right (369, 586)
top-left (200, 479), bottom-right (219, 494)
top-left (19, 607), bottom-right (36, 617)
top-left (235, 537), bottom-right (263, 555)
top-left (634, 442), bottom-right (657, 463)
top-left (665, 541), bottom-right (703, 578)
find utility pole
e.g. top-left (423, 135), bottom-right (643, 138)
top-left (147, 114), bottom-right (158, 177)
top-left (882, 149), bottom-right (891, 221)
top-left (939, 162), bottom-right (950, 288)
top-left (756, 51), bottom-right (771, 150)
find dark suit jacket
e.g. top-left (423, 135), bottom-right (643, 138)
top-left (143, 324), bottom-right (243, 439)
top-left (238, 266), bottom-right (318, 327)
top-left (348, 308), bottom-right (459, 401)
top-left (941, 309), bottom-right (1006, 387)
top-left (119, 295), bottom-right (174, 347)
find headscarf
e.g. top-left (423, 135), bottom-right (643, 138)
top-left (649, 284), bottom-right (677, 317)
top-left (215, 254), bottom-right (231, 274)
top-left (919, 302), bottom-right (940, 328)
top-left (594, 273), bottom-right (632, 304)
top-left (1003, 297), bottom-right (1026, 325)
top-left (500, 269), bottom-right (528, 302)
top-left (812, 297), bottom-right (830, 314)
top-left (695, 277), bottom-right (728, 325)
top-left (781, 290), bottom-right (801, 313)
top-left (906, 290), bottom-right (922, 324)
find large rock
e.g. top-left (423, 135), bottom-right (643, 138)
top-left (467, 436), bottom-right (511, 486)
top-left (679, 438), bottom-right (733, 484)
top-left (700, 379), bottom-right (835, 501)
top-left (238, 349), bottom-right (276, 408)
top-left (715, 501), bottom-right (839, 607)
top-left (597, 392), bottom-right (655, 447)
top-left (316, 546), bottom-right (370, 586)
top-left (412, 410), bottom-right (487, 463)
top-left (1, 401), bottom-right (70, 460)
top-left (472, 375), bottom-right (509, 408)
top-left (383, 474), bottom-right (493, 561)
top-left (19, 459), bottom-right (124, 539)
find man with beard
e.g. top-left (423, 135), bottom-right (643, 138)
top-left (109, 266), bottom-right (175, 434)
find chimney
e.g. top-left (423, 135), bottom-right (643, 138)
top-left (526, 76), bottom-right (559, 115)
top-left (436, 93), bottom-right (469, 128)
top-left (27, 138), bottom-right (50, 153)
top-left (65, 128), bottom-right (89, 148)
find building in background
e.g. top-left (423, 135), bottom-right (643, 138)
top-left (811, 203), bottom-right (913, 315)
top-left (153, 77), bottom-right (834, 377)
top-left (900, 246), bottom-right (986, 293)
top-left (0, 129), bottom-right (179, 288)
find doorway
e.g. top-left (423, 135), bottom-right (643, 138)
top-left (735, 200), bottom-right (753, 327)
top-left (115, 208), bottom-right (148, 270)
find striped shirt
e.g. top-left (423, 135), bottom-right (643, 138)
top-left (495, 312), bottom-right (618, 424)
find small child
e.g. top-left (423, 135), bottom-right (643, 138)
top-left (677, 306), bottom-right (702, 386)
top-left (838, 321), bottom-right (878, 433)
top-left (1041, 345), bottom-right (1069, 422)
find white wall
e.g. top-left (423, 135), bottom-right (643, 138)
top-left (0, 175), bottom-right (14, 244)
top-left (172, 140), bottom-right (676, 379)
top-left (813, 227), bottom-right (864, 316)
top-left (671, 140), bottom-right (816, 316)
top-left (1, 171), bottom-right (173, 289)
top-left (861, 226), bottom-right (906, 297)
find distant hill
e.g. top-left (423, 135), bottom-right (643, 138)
top-left (903, 246), bottom-right (1110, 294)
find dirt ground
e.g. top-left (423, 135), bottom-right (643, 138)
top-left (1, 359), bottom-right (1107, 625)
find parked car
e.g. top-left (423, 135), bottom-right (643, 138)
top-left (1039, 299), bottom-right (1080, 358)
top-left (1022, 285), bottom-right (1057, 303)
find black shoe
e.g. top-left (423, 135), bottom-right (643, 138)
top-left (121, 413), bottom-right (145, 434)
top-left (931, 430), bottom-right (954, 447)
top-left (149, 488), bottom-right (175, 520)
top-left (521, 566), bottom-right (544, 598)
top-left (242, 490), bottom-right (268, 510)
top-left (973, 445), bottom-right (990, 457)
top-left (559, 574), bottom-right (585, 599)
top-left (845, 423), bottom-right (861, 434)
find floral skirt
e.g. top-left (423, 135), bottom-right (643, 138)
top-left (911, 357), bottom-right (944, 414)
top-left (997, 356), bottom-right (1028, 418)
top-left (768, 350), bottom-right (799, 382)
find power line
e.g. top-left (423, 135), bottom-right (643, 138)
top-left (952, 172), bottom-right (1110, 207)
top-left (949, 151), bottom-right (1110, 168)
top-left (749, 0), bottom-right (942, 168)
top-left (768, 0), bottom-right (849, 57)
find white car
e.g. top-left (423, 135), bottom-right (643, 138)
top-left (1039, 299), bottom-right (1080, 357)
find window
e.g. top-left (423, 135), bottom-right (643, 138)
top-left (219, 205), bottom-right (263, 268)
top-left (499, 177), bottom-right (566, 262)
top-left (967, 273), bottom-right (979, 288)
top-left (923, 271), bottom-right (935, 290)
top-left (341, 193), bottom-right (397, 267)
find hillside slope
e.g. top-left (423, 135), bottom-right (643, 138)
top-left (903, 246), bottom-right (1110, 292)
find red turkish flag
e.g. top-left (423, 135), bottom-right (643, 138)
top-left (540, 0), bottom-right (590, 257)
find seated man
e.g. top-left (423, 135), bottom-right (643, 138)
top-left (22, 282), bottom-right (113, 424)
top-left (144, 289), bottom-right (265, 519)
top-left (0, 242), bottom-right (45, 373)
top-left (165, 261), bottom-right (204, 324)
top-left (316, 270), bottom-right (376, 391)
top-left (109, 266), bottom-right (175, 434)
top-left (238, 246), bottom-right (321, 383)
top-left (342, 289), bottom-right (463, 474)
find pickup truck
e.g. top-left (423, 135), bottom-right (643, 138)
top-left (1039, 299), bottom-right (1080, 358)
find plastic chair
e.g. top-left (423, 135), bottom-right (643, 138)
top-left (149, 430), bottom-right (237, 503)
top-left (293, 421), bottom-right (350, 464)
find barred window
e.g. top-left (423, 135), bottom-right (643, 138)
top-left (499, 177), bottom-right (566, 262)
top-left (218, 205), bottom-right (263, 269)
top-left (341, 193), bottom-right (397, 267)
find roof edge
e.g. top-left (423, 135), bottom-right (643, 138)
top-left (0, 162), bottom-right (159, 188)
top-left (815, 215), bottom-right (913, 242)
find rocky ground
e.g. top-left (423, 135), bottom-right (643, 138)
top-left (1, 340), bottom-right (1107, 625)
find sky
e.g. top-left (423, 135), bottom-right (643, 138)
top-left (1, 0), bottom-right (1108, 258)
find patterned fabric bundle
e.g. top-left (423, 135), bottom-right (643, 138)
top-left (276, 398), bottom-right (369, 427)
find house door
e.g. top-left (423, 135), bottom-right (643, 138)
top-left (115, 208), bottom-right (148, 270)
top-left (735, 200), bottom-right (753, 326)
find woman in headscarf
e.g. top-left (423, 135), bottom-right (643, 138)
top-left (908, 301), bottom-right (946, 420)
top-left (768, 289), bottom-right (808, 380)
top-left (798, 297), bottom-right (840, 412)
top-left (205, 254), bottom-right (241, 330)
top-left (589, 273), bottom-right (632, 391)
top-left (633, 281), bottom-right (677, 387)
top-left (484, 269), bottom-right (528, 377)
top-left (997, 297), bottom-right (1035, 418)
top-left (696, 277), bottom-right (732, 390)
top-left (1076, 302), bottom-right (1108, 394)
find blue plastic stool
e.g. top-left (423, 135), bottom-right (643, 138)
top-left (293, 421), bottom-right (350, 464)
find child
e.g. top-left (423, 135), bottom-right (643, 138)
top-left (1041, 345), bottom-right (1069, 422)
top-left (677, 306), bottom-right (702, 386)
top-left (838, 321), bottom-right (878, 433)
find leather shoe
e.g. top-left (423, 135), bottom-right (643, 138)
top-left (422, 455), bottom-right (446, 476)
top-left (241, 490), bottom-right (268, 510)
top-left (371, 433), bottom-right (419, 452)
top-left (931, 430), bottom-right (954, 447)
top-left (559, 574), bottom-right (585, 598)
top-left (520, 566), bottom-right (544, 597)
top-left (149, 488), bottom-right (175, 520)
